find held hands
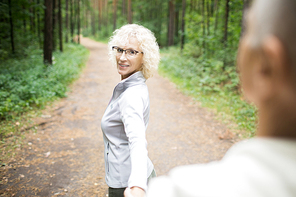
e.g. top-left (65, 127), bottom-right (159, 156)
top-left (124, 186), bottom-right (146, 197)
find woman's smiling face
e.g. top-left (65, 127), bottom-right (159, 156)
top-left (116, 37), bottom-right (144, 80)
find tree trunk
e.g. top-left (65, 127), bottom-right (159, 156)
top-left (58, 0), bottom-right (63, 51)
top-left (207, 0), bottom-right (210, 36)
top-left (175, 9), bottom-right (179, 42)
top-left (8, 0), bottom-right (14, 53)
top-left (210, 0), bottom-right (214, 16)
top-left (223, 0), bottom-right (230, 69)
top-left (30, 0), bottom-right (35, 32)
top-left (91, 0), bottom-right (95, 35)
top-left (84, 1), bottom-right (88, 29)
top-left (44, 0), bottom-right (53, 65)
top-left (156, 0), bottom-right (162, 46)
top-left (37, 0), bottom-right (42, 48)
top-left (113, 0), bottom-right (117, 30)
top-left (104, 0), bottom-right (109, 36)
top-left (122, 0), bottom-right (126, 17)
top-left (201, 0), bottom-right (206, 50)
top-left (77, 0), bottom-right (80, 44)
top-left (65, 0), bottom-right (69, 43)
top-left (33, 0), bottom-right (37, 34)
top-left (181, 0), bottom-right (186, 50)
top-left (99, 0), bottom-right (102, 31)
top-left (94, 0), bottom-right (97, 34)
top-left (223, 0), bottom-right (230, 45)
top-left (52, 0), bottom-right (56, 50)
top-left (82, 0), bottom-right (86, 29)
top-left (127, 0), bottom-right (132, 24)
top-left (87, 7), bottom-right (90, 31)
top-left (214, 0), bottom-right (220, 35)
top-left (22, 5), bottom-right (27, 33)
top-left (167, 1), bottom-right (170, 46)
top-left (70, 0), bottom-right (74, 42)
top-left (167, 0), bottom-right (175, 46)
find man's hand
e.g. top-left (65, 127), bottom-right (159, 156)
top-left (124, 186), bottom-right (145, 197)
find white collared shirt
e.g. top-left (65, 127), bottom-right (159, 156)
top-left (101, 71), bottom-right (154, 191)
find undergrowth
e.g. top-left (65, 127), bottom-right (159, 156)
top-left (159, 47), bottom-right (257, 137)
top-left (0, 43), bottom-right (89, 139)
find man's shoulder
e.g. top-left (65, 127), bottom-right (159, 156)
top-left (147, 138), bottom-right (296, 197)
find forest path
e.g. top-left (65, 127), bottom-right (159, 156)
top-left (0, 38), bottom-right (237, 196)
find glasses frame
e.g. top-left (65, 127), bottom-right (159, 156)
top-left (112, 46), bottom-right (144, 58)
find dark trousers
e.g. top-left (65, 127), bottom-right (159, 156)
top-left (108, 187), bottom-right (126, 197)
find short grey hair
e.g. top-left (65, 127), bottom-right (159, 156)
top-left (251, 0), bottom-right (296, 65)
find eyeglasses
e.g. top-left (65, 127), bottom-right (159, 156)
top-left (112, 46), bottom-right (144, 58)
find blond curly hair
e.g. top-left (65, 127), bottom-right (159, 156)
top-left (108, 24), bottom-right (160, 79)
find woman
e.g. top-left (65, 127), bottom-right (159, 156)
top-left (101, 24), bottom-right (160, 197)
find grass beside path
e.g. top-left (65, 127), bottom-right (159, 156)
top-left (0, 43), bottom-right (89, 162)
top-left (159, 47), bottom-right (257, 138)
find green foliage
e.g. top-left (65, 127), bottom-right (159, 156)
top-left (164, 0), bottom-right (257, 136)
top-left (184, 0), bottom-right (243, 65)
top-left (1, 0), bottom-right (257, 139)
top-left (0, 43), bottom-right (89, 122)
top-left (0, 0), bottom-right (45, 59)
top-left (85, 0), bottom-right (171, 47)
top-left (160, 46), bottom-right (257, 137)
top-left (162, 47), bottom-right (239, 93)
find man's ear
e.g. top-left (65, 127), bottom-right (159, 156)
top-left (262, 35), bottom-right (290, 82)
top-left (251, 36), bottom-right (288, 103)
top-left (253, 35), bottom-right (290, 104)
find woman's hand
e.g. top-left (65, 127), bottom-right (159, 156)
top-left (124, 187), bottom-right (145, 197)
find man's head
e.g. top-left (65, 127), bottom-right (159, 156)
top-left (238, 0), bottom-right (296, 137)
top-left (238, 0), bottom-right (296, 105)
top-left (248, 0), bottom-right (296, 59)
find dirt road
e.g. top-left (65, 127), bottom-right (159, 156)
top-left (0, 38), bottom-right (237, 196)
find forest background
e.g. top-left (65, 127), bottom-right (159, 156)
top-left (0, 0), bottom-right (256, 144)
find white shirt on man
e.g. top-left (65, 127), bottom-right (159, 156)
top-left (147, 138), bottom-right (296, 197)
